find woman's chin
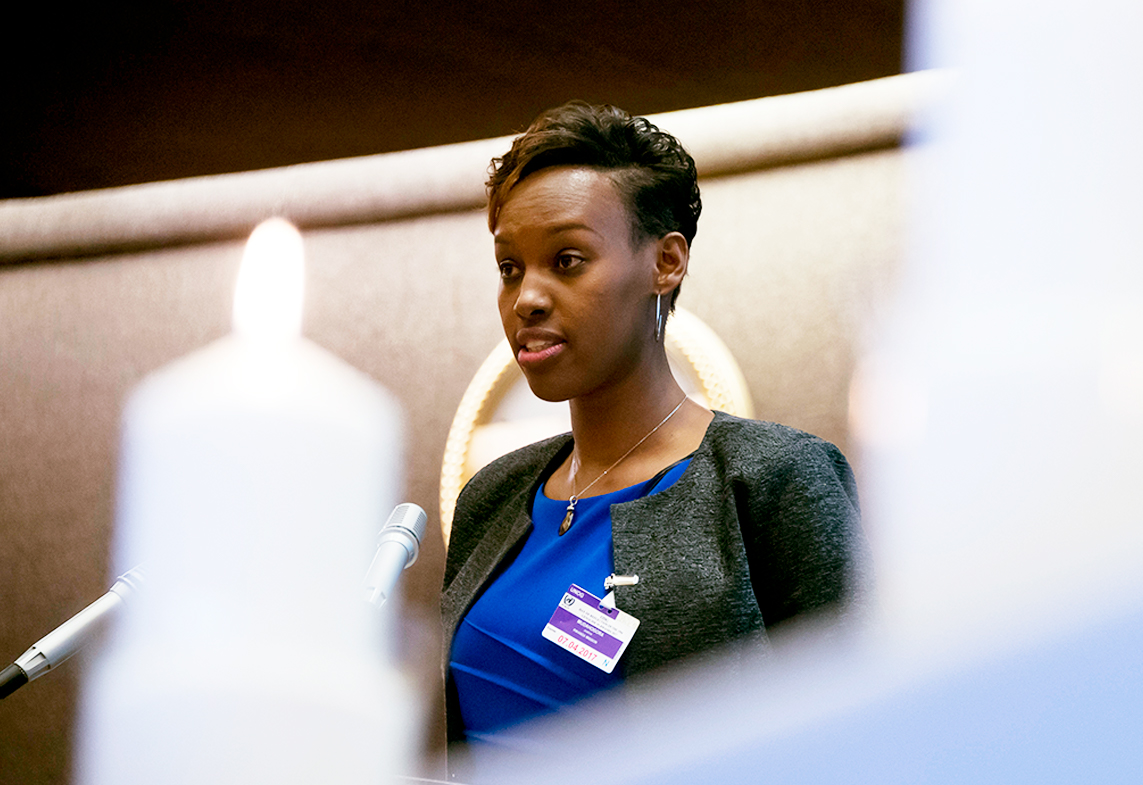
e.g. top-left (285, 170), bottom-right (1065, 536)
top-left (519, 374), bottom-right (574, 404)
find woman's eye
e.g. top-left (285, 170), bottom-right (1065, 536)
top-left (498, 261), bottom-right (520, 279)
top-left (555, 254), bottom-right (583, 271)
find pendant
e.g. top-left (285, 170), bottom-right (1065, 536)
top-left (559, 501), bottom-right (576, 536)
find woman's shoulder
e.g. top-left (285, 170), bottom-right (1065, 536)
top-left (704, 410), bottom-right (845, 462)
top-left (700, 410), bottom-right (856, 498)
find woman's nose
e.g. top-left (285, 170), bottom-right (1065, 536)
top-left (514, 271), bottom-right (551, 318)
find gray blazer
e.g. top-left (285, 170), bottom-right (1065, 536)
top-left (441, 410), bottom-right (863, 744)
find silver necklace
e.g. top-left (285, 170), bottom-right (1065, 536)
top-left (559, 395), bottom-right (688, 536)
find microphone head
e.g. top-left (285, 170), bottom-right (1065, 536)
top-left (378, 503), bottom-right (427, 567)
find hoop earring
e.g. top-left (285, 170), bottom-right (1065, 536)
top-left (655, 294), bottom-right (664, 342)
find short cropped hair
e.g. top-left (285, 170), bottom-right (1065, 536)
top-left (487, 102), bottom-right (701, 307)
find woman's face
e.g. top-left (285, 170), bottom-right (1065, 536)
top-left (493, 166), bottom-right (660, 403)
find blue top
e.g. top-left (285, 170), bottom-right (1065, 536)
top-left (448, 458), bottom-right (691, 740)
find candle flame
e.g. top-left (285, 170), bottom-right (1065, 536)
top-left (233, 218), bottom-right (305, 341)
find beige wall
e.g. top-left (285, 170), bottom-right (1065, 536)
top-left (0, 73), bottom-right (932, 783)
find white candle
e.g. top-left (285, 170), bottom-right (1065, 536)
top-left (77, 219), bottom-right (412, 784)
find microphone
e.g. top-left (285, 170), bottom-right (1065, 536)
top-left (1, 567), bottom-right (144, 699)
top-left (363, 503), bottom-right (427, 609)
top-left (3, 503), bottom-right (425, 700)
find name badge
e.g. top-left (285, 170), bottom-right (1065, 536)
top-left (542, 584), bottom-right (640, 674)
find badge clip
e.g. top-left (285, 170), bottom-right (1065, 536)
top-left (600, 574), bottom-right (639, 610)
top-left (604, 573), bottom-right (639, 592)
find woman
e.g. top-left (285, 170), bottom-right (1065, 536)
top-left (441, 102), bottom-right (863, 757)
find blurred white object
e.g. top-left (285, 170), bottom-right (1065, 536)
top-left (76, 219), bottom-right (413, 784)
top-left (863, 0), bottom-right (1143, 652)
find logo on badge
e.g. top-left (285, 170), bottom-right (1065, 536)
top-left (562, 594), bottom-right (575, 607)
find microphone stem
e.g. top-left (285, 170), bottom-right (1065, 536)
top-left (0, 567), bottom-right (144, 700)
top-left (0, 664), bottom-right (29, 700)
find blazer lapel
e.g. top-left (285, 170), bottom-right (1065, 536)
top-left (441, 436), bottom-right (573, 647)
top-left (441, 505), bottom-right (532, 645)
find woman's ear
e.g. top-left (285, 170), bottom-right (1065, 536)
top-left (654, 232), bottom-right (689, 295)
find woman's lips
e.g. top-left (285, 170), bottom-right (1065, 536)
top-left (517, 341), bottom-right (566, 367)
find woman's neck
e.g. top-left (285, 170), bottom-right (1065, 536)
top-left (543, 346), bottom-right (713, 501)
top-left (566, 386), bottom-right (681, 461)
top-left (566, 355), bottom-right (686, 467)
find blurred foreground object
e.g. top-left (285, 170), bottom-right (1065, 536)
top-left (865, 0), bottom-right (1143, 650)
top-left (75, 219), bottom-right (414, 784)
